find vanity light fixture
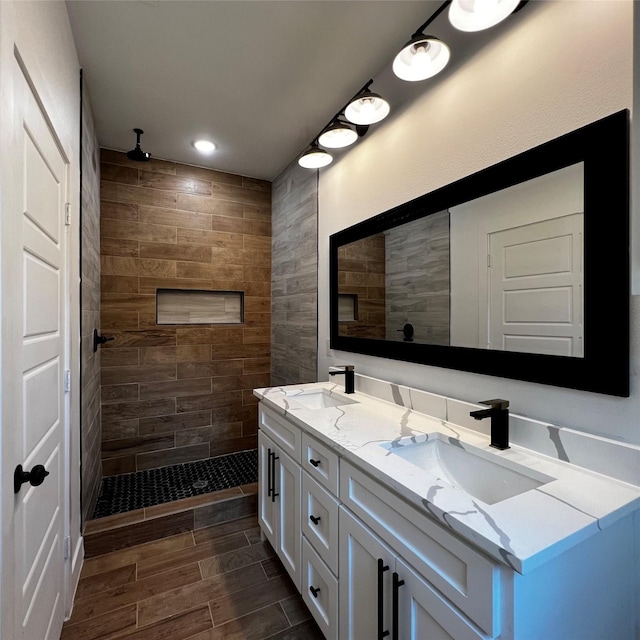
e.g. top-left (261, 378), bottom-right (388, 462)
top-left (193, 139), bottom-right (216, 154)
top-left (448, 0), bottom-right (524, 32)
top-left (344, 88), bottom-right (391, 126)
top-left (318, 120), bottom-right (358, 149)
top-left (393, 34), bottom-right (450, 82)
top-left (298, 142), bottom-right (333, 169)
top-left (297, 0), bottom-right (527, 170)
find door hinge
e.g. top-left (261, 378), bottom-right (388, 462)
top-left (487, 254), bottom-right (492, 268)
top-left (63, 536), bottom-right (71, 560)
top-left (65, 203), bottom-right (71, 226)
top-left (64, 369), bottom-right (71, 392)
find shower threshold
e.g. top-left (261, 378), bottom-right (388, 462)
top-left (92, 448), bottom-right (257, 519)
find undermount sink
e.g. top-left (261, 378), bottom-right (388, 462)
top-left (379, 434), bottom-right (554, 505)
top-left (285, 389), bottom-right (359, 410)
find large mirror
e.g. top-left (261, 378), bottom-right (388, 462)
top-left (330, 110), bottom-right (629, 396)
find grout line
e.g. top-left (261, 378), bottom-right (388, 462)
top-left (279, 598), bottom-right (293, 627)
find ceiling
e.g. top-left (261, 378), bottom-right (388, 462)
top-left (66, 0), bottom-right (447, 181)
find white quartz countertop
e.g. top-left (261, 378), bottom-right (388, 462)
top-left (254, 382), bottom-right (640, 574)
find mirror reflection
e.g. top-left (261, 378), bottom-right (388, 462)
top-left (338, 163), bottom-right (584, 358)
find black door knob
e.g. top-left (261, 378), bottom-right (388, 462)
top-left (14, 464), bottom-right (50, 494)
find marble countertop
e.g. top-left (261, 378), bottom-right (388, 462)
top-left (254, 382), bottom-right (640, 574)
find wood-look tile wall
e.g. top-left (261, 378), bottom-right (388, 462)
top-left (271, 162), bottom-right (318, 385)
top-left (81, 86), bottom-right (102, 522)
top-left (337, 234), bottom-right (386, 339)
top-left (100, 150), bottom-right (271, 476)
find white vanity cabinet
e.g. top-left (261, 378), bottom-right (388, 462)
top-left (258, 415), bottom-right (302, 590)
top-left (257, 400), bottom-right (639, 640)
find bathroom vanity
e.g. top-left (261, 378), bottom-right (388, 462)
top-left (254, 377), bottom-right (640, 640)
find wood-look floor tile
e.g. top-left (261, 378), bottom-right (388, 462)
top-left (208, 574), bottom-right (297, 626)
top-left (266, 619), bottom-right (325, 640)
top-left (279, 595), bottom-right (312, 627)
top-left (84, 509), bottom-right (146, 535)
top-left (239, 482), bottom-right (258, 495)
top-left (244, 526), bottom-right (262, 545)
top-left (193, 494), bottom-right (257, 529)
top-left (202, 602), bottom-right (290, 640)
top-left (84, 510), bottom-right (194, 557)
top-left (61, 603), bottom-right (137, 640)
top-left (143, 487), bottom-right (243, 519)
top-left (199, 540), bottom-right (273, 579)
top-left (137, 560), bottom-right (268, 627)
top-left (75, 564), bottom-right (137, 600)
top-left (137, 531), bottom-right (249, 579)
top-left (81, 531), bottom-right (194, 578)
top-left (121, 604), bottom-right (212, 640)
top-left (70, 562), bottom-right (202, 623)
top-left (193, 515), bottom-right (258, 545)
top-left (261, 557), bottom-right (286, 579)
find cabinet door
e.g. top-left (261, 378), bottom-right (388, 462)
top-left (258, 431), bottom-right (278, 548)
top-left (276, 446), bottom-right (302, 590)
top-left (396, 557), bottom-right (489, 640)
top-left (339, 507), bottom-right (395, 640)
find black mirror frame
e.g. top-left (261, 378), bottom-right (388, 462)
top-left (330, 110), bottom-right (630, 397)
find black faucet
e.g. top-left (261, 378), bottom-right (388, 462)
top-left (469, 399), bottom-right (510, 450)
top-left (329, 365), bottom-right (355, 394)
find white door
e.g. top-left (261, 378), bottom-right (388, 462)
top-left (339, 507), bottom-right (395, 640)
top-left (488, 214), bottom-right (583, 356)
top-left (2, 58), bottom-right (70, 640)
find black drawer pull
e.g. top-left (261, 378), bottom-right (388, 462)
top-left (378, 558), bottom-right (390, 639)
top-left (309, 458), bottom-right (321, 468)
top-left (310, 585), bottom-right (321, 598)
top-left (392, 572), bottom-right (405, 640)
top-left (310, 515), bottom-right (321, 526)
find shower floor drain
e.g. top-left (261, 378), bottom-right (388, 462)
top-left (92, 449), bottom-right (257, 519)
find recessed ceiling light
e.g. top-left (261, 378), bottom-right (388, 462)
top-left (193, 139), bottom-right (216, 154)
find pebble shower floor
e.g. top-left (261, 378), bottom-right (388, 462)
top-left (92, 449), bottom-right (258, 519)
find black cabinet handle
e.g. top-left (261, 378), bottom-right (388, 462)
top-left (392, 572), bottom-right (405, 640)
top-left (378, 558), bottom-right (390, 639)
top-left (309, 585), bottom-right (321, 598)
top-left (267, 448), bottom-right (273, 498)
top-left (14, 464), bottom-right (49, 494)
top-left (309, 515), bottom-right (321, 526)
top-left (271, 451), bottom-right (279, 502)
top-left (309, 458), bottom-right (321, 468)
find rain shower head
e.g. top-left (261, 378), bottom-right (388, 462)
top-left (126, 128), bottom-right (151, 162)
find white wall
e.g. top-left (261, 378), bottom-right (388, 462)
top-left (319, 1), bottom-right (639, 445)
top-left (0, 0), bottom-right (82, 627)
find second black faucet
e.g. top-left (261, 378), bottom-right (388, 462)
top-left (329, 365), bottom-right (355, 394)
top-left (469, 399), bottom-right (510, 450)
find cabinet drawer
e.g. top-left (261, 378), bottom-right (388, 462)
top-left (302, 537), bottom-right (338, 640)
top-left (302, 472), bottom-right (339, 576)
top-left (302, 432), bottom-right (339, 495)
top-left (259, 405), bottom-right (301, 463)
top-left (340, 460), bottom-right (500, 637)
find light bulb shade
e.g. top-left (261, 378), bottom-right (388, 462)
top-left (298, 145), bottom-right (333, 169)
top-left (449, 0), bottom-right (520, 32)
top-left (318, 122), bottom-right (358, 149)
top-left (393, 35), bottom-right (450, 82)
top-left (344, 91), bottom-right (390, 126)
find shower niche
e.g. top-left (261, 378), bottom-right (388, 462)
top-left (156, 288), bottom-right (244, 325)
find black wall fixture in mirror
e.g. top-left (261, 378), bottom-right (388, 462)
top-left (329, 110), bottom-right (629, 397)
